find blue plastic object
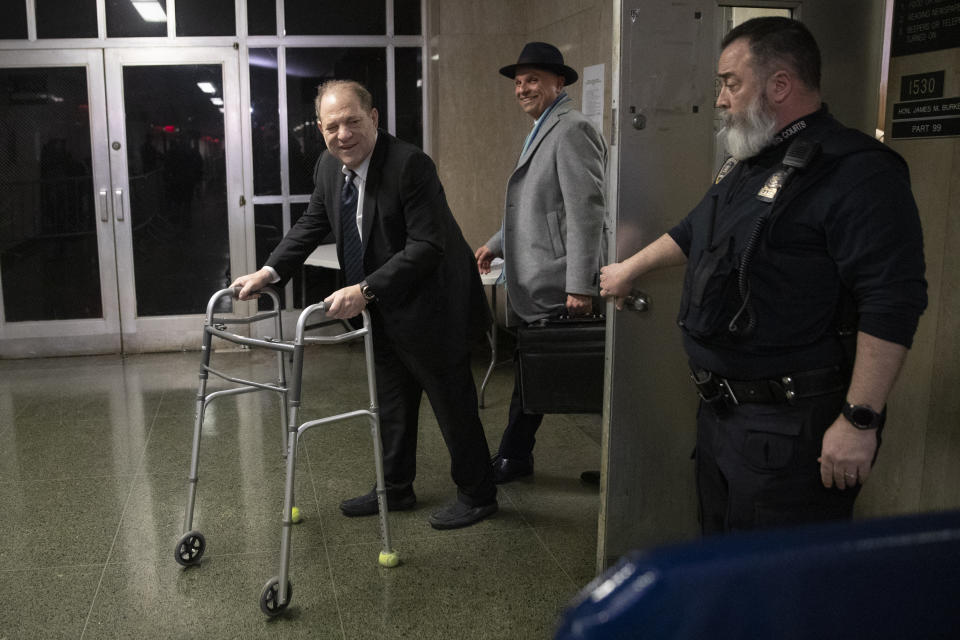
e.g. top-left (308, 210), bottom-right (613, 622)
top-left (555, 510), bottom-right (960, 640)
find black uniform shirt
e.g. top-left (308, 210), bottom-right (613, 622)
top-left (669, 108), bottom-right (927, 379)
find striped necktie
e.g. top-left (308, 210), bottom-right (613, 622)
top-left (340, 171), bottom-right (364, 286)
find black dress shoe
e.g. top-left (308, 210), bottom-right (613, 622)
top-left (491, 454), bottom-right (533, 484)
top-left (339, 487), bottom-right (416, 517)
top-left (428, 499), bottom-right (498, 530)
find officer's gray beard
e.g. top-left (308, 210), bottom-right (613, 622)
top-left (721, 91), bottom-right (778, 161)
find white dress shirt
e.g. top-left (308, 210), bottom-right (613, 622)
top-left (263, 136), bottom-right (376, 283)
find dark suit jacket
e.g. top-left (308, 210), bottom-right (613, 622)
top-left (266, 131), bottom-right (490, 364)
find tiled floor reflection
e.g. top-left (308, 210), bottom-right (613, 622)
top-left (0, 344), bottom-right (601, 639)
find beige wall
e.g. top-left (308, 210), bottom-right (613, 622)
top-left (859, 46), bottom-right (960, 516)
top-left (804, 0), bottom-right (887, 134)
top-left (426, 0), bottom-right (613, 253)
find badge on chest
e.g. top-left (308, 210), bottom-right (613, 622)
top-left (756, 169), bottom-right (788, 203)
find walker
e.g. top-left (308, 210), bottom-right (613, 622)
top-left (173, 286), bottom-right (399, 616)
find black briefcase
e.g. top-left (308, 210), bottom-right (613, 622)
top-left (516, 315), bottom-right (605, 414)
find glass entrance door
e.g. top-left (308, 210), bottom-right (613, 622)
top-left (105, 47), bottom-right (245, 353)
top-left (0, 50), bottom-right (119, 357)
top-left (0, 47), bottom-right (245, 357)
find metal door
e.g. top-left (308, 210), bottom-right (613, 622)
top-left (601, 0), bottom-right (889, 567)
top-left (599, 1), bottom-right (718, 567)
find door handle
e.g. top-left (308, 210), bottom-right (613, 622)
top-left (98, 188), bottom-right (109, 222)
top-left (113, 188), bottom-right (125, 221)
top-left (623, 291), bottom-right (650, 312)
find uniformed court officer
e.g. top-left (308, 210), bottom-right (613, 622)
top-left (598, 17), bottom-right (927, 532)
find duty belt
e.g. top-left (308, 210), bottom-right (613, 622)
top-left (690, 365), bottom-right (847, 407)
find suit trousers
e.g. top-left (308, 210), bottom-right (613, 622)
top-left (695, 390), bottom-right (869, 534)
top-left (496, 368), bottom-right (544, 459)
top-left (370, 310), bottom-right (496, 507)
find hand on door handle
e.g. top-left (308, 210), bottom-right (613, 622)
top-left (622, 291), bottom-right (649, 312)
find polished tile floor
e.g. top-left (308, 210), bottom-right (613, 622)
top-left (0, 342), bottom-right (601, 639)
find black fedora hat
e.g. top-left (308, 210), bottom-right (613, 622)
top-left (499, 41), bottom-right (578, 86)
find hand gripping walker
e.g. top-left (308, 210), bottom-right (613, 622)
top-left (174, 286), bottom-right (399, 617)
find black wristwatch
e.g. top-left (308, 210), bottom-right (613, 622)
top-left (842, 402), bottom-right (885, 430)
top-left (359, 280), bottom-right (376, 302)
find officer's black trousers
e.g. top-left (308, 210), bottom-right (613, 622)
top-left (695, 390), bottom-right (875, 534)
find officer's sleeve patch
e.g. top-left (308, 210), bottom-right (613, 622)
top-left (715, 157), bottom-right (738, 183)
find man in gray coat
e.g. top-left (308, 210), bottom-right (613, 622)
top-left (476, 42), bottom-right (607, 483)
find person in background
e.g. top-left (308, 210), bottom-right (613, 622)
top-left (475, 42), bottom-right (607, 484)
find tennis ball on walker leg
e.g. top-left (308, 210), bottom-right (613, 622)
top-left (291, 506), bottom-right (302, 524)
top-left (378, 550), bottom-right (400, 568)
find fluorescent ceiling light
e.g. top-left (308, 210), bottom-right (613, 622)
top-left (210, 97), bottom-right (224, 106)
top-left (197, 82), bottom-right (216, 94)
top-left (132, 1), bottom-right (167, 23)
